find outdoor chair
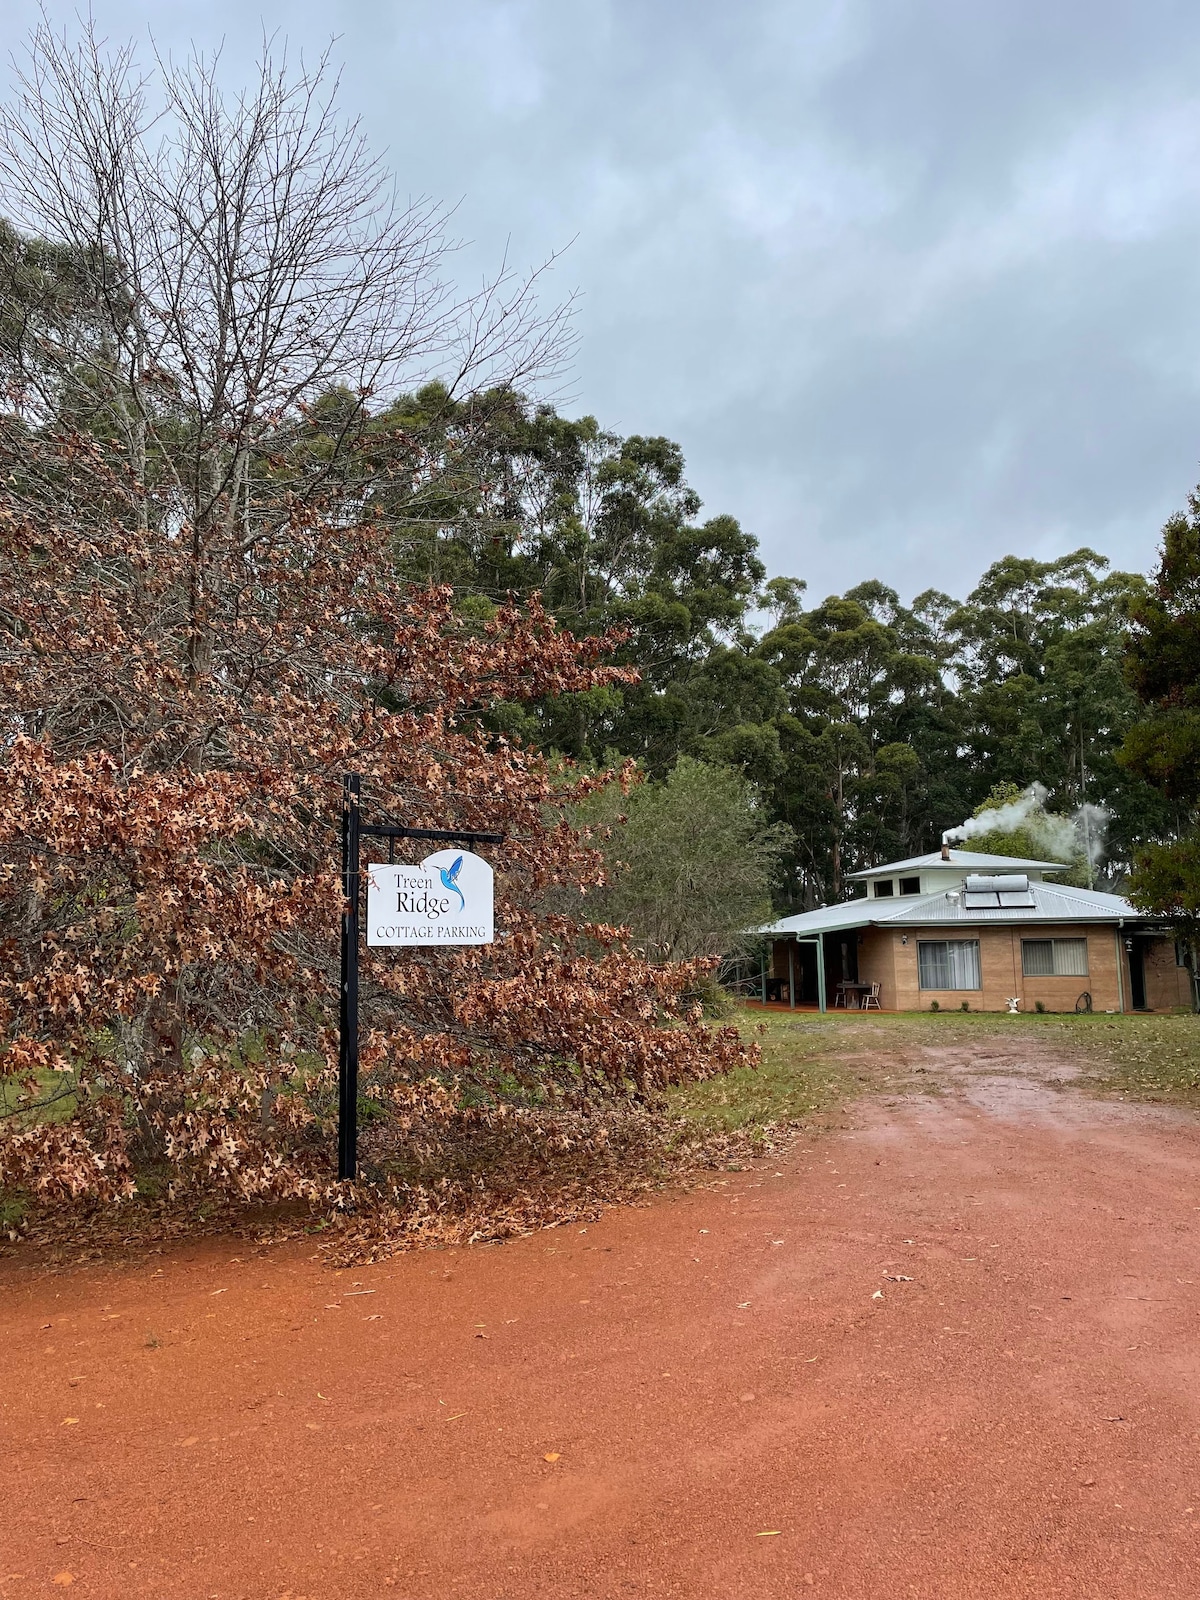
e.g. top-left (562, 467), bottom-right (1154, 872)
top-left (862, 982), bottom-right (881, 1010)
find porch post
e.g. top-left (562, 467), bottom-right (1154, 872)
top-left (816, 934), bottom-right (827, 1015)
top-left (788, 939), bottom-right (796, 1010)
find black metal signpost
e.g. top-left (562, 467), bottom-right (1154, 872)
top-left (338, 772), bottom-right (503, 1180)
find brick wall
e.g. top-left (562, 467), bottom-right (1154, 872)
top-left (855, 930), bottom-right (895, 1005)
top-left (1139, 939), bottom-right (1193, 1011)
top-left (767, 927), bottom-right (1192, 1012)
top-left (861, 923), bottom-right (1124, 1013)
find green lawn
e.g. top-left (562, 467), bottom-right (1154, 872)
top-left (1029, 1010), bottom-right (1200, 1102)
top-left (0, 1067), bottom-right (78, 1122)
top-left (670, 1012), bottom-right (857, 1132)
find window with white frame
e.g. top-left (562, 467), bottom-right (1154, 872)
top-left (1021, 938), bottom-right (1088, 978)
top-left (917, 939), bottom-right (981, 990)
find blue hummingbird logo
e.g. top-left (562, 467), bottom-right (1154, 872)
top-left (438, 854), bottom-right (466, 913)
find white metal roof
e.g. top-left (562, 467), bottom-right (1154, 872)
top-left (759, 900), bottom-right (880, 938)
top-left (760, 880), bottom-right (1143, 939)
top-left (887, 881), bottom-right (1132, 925)
top-left (845, 848), bottom-right (1068, 879)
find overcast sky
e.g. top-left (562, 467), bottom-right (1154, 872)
top-left (7, 0), bottom-right (1200, 601)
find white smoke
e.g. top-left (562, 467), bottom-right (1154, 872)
top-left (943, 783), bottom-right (1047, 845)
top-left (1072, 803), bottom-right (1110, 871)
top-left (942, 782), bottom-right (1109, 870)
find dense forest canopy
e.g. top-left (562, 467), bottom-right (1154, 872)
top-left (0, 209), bottom-right (1167, 912)
top-left (318, 384), bottom-right (1161, 908)
top-left (1119, 498), bottom-right (1200, 941)
top-left (328, 388), bottom-right (1175, 906)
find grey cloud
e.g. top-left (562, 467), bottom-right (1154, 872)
top-left (5, 0), bottom-right (1200, 600)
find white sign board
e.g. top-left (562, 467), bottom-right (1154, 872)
top-left (366, 849), bottom-right (494, 947)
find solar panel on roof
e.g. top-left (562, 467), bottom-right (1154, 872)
top-left (961, 872), bottom-right (1035, 910)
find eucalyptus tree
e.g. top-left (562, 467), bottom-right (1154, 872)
top-left (1120, 491), bottom-right (1200, 957)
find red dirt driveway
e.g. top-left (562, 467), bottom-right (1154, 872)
top-left (4, 1036), bottom-right (1200, 1599)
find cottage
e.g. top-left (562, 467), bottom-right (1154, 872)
top-left (759, 847), bottom-right (1193, 1014)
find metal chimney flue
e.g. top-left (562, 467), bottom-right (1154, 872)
top-left (941, 841), bottom-right (951, 861)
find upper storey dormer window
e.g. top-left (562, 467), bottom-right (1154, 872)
top-left (873, 880), bottom-right (894, 898)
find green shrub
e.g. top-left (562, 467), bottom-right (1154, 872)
top-left (688, 971), bottom-right (739, 1018)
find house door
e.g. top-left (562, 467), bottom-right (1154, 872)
top-left (1128, 941), bottom-right (1148, 1011)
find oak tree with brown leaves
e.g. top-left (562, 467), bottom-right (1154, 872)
top-left (0, 427), bottom-right (751, 1225)
top-left (0, 25), bottom-right (751, 1237)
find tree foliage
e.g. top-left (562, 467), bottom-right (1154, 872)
top-left (0, 433), bottom-right (751, 1212)
top-left (0, 42), bottom-right (1159, 921)
top-left (579, 757), bottom-right (792, 964)
top-left (1120, 494), bottom-right (1200, 940)
top-left (303, 384), bottom-right (1160, 912)
top-left (959, 783), bottom-right (1093, 888)
top-left (0, 27), bottom-right (750, 1224)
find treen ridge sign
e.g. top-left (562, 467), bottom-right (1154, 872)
top-left (366, 849), bottom-right (494, 946)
